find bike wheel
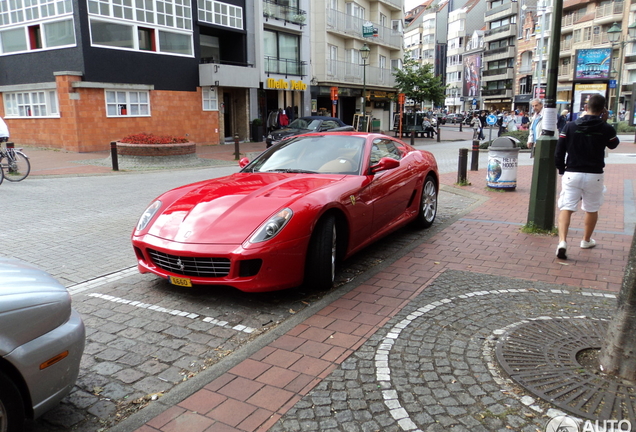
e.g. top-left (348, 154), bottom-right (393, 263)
top-left (0, 162), bottom-right (4, 185)
top-left (2, 151), bottom-right (30, 182)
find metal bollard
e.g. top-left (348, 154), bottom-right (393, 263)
top-left (471, 139), bottom-right (479, 171)
top-left (234, 133), bottom-right (240, 160)
top-left (457, 148), bottom-right (468, 184)
top-left (410, 130), bottom-right (415, 146)
top-left (110, 141), bottom-right (119, 171)
top-left (459, 120), bottom-right (463, 132)
top-left (436, 126), bottom-right (440, 142)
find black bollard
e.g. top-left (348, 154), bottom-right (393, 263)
top-left (457, 148), bottom-right (468, 184)
top-left (411, 130), bottom-right (415, 146)
top-left (110, 141), bottom-right (119, 171)
top-left (234, 134), bottom-right (240, 160)
top-left (470, 139), bottom-right (479, 171)
top-left (459, 120), bottom-right (463, 132)
top-left (436, 126), bottom-right (441, 142)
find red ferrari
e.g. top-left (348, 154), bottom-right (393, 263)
top-left (132, 132), bottom-right (438, 292)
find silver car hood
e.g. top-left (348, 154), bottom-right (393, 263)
top-left (0, 258), bottom-right (72, 356)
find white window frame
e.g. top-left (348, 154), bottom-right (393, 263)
top-left (105, 90), bottom-right (151, 117)
top-left (202, 87), bottom-right (218, 111)
top-left (3, 90), bottom-right (59, 117)
top-left (198, 0), bottom-right (243, 30)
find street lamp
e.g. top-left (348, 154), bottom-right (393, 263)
top-left (360, 43), bottom-right (371, 114)
top-left (607, 21), bottom-right (636, 123)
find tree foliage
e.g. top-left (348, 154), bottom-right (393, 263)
top-left (393, 58), bottom-right (447, 110)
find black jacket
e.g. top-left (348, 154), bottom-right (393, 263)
top-left (555, 115), bottom-right (619, 174)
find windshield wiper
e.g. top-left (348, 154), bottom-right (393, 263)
top-left (264, 169), bottom-right (318, 174)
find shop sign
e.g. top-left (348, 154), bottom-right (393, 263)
top-left (266, 78), bottom-right (307, 91)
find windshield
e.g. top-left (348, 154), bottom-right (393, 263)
top-left (287, 118), bottom-right (322, 131)
top-left (242, 135), bottom-right (365, 175)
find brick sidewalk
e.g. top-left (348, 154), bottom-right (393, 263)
top-left (129, 162), bottom-right (634, 432)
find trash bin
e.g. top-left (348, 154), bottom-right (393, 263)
top-left (487, 136), bottom-right (520, 190)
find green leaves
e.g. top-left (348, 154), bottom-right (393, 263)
top-left (393, 58), bottom-right (446, 110)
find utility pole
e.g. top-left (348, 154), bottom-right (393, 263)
top-left (526, 0), bottom-right (562, 230)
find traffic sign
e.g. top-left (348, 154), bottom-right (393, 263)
top-left (486, 114), bottom-right (498, 125)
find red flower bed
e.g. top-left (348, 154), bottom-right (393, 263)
top-left (120, 133), bottom-right (189, 144)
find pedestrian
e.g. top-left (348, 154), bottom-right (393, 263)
top-left (0, 116), bottom-right (9, 143)
top-left (507, 111), bottom-right (518, 132)
top-left (557, 109), bottom-right (569, 132)
top-left (527, 98), bottom-right (544, 156)
top-left (498, 111), bottom-right (508, 137)
top-left (478, 111), bottom-right (487, 140)
top-left (519, 111), bottom-right (529, 130)
top-left (554, 94), bottom-right (620, 260)
top-left (470, 112), bottom-right (481, 140)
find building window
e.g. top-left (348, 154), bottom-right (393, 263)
top-left (202, 87), bottom-right (218, 110)
top-left (105, 90), bottom-right (150, 117)
top-left (88, 0), bottom-right (191, 31)
top-left (0, 0), bottom-right (72, 25)
top-left (3, 90), bottom-right (59, 117)
top-left (198, 0), bottom-right (243, 30)
top-left (90, 19), bottom-right (192, 55)
top-left (583, 26), bottom-right (591, 41)
top-left (0, 17), bottom-right (75, 54)
top-left (263, 29), bottom-right (302, 75)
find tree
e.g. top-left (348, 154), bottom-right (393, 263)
top-left (599, 227), bottom-right (636, 380)
top-left (393, 58), bottom-right (446, 111)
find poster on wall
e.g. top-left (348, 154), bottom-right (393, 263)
top-left (463, 54), bottom-right (481, 98)
top-left (574, 48), bottom-right (612, 80)
top-left (571, 83), bottom-right (608, 121)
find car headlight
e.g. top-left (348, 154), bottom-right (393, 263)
top-left (136, 200), bottom-right (162, 231)
top-left (249, 208), bottom-right (293, 243)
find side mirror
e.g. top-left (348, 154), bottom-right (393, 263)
top-left (239, 157), bottom-right (250, 168)
top-left (370, 157), bottom-right (400, 174)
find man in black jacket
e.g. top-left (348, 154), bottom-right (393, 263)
top-left (554, 94), bottom-right (620, 259)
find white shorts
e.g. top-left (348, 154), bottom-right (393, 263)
top-left (558, 172), bottom-right (605, 212)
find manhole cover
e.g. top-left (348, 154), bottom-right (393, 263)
top-left (495, 318), bottom-right (636, 421)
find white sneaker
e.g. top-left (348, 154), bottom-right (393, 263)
top-left (580, 239), bottom-right (596, 249)
top-left (556, 241), bottom-right (567, 259)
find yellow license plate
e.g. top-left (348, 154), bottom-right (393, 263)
top-left (169, 276), bottom-right (192, 287)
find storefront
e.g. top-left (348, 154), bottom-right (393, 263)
top-left (262, 77), bottom-right (309, 132)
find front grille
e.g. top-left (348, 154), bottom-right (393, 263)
top-left (147, 249), bottom-right (231, 278)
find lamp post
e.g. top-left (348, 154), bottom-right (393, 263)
top-left (360, 43), bottom-right (371, 131)
top-left (607, 21), bottom-right (636, 125)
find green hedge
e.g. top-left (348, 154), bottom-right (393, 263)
top-left (480, 130), bottom-right (530, 149)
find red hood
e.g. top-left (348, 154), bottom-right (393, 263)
top-left (147, 173), bottom-right (343, 244)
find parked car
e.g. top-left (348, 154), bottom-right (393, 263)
top-left (132, 132), bottom-right (439, 293)
top-left (444, 113), bottom-right (465, 124)
top-left (0, 258), bottom-right (85, 430)
top-left (266, 116), bottom-right (353, 147)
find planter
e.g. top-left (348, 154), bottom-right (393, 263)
top-left (116, 141), bottom-right (196, 157)
top-left (251, 124), bottom-right (264, 142)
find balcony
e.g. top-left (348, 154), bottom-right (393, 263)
top-left (483, 46), bottom-right (515, 60)
top-left (485, 2), bottom-right (517, 21)
top-left (326, 8), bottom-right (402, 49)
top-left (484, 24), bottom-right (517, 42)
top-left (592, 32), bottom-right (610, 45)
top-left (263, 0), bottom-right (307, 26)
top-left (264, 56), bottom-right (307, 77)
top-left (595, 1), bottom-right (623, 20)
top-left (199, 62), bottom-right (260, 88)
top-left (482, 88), bottom-right (513, 98)
top-left (378, 0), bottom-right (402, 10)
top-left (482, 68), bottom-right (514, 80)
top-left (323, 59), bottom-right (396, 88)
top-left (561, 38), bottom-right (573, 54)
top-left (558, 64), bottom-right (572, 79)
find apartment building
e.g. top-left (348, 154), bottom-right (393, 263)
top-left (558, 0), bottom-right (634, 117)
top-left (0, 0), bottom-right (271, 151)
top-left (257, 0), bottom-right (311, 130)
top-left (403, 0), bottom-right (448, 110)
top-left (310, 0), bottom-right (404, 131)
top-left (482, 0), bottom-right (518, 111)
top-left (443, 0), bottom-right (485, 113)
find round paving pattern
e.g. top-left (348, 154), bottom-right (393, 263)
top-left (270, 270), bottom-right (627, 432)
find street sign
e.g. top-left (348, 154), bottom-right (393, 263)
top-left (609, 80), bottom-right (617, 89)
top-left (362, 21), bottom-right (374, 37)
top-left (486, 114), bottom-right (498, 125)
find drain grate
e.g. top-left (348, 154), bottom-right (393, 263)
top-left (495, 318), bottom-right (636, 421)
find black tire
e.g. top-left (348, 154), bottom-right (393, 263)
top-left (0, 162), bottom-right (4, 185)
top-left (2, 151), bottom-right (30, 182)
top-left (413, 174), bottom-right (437, 229)
top-left (304, 214), bottom-right (337, 290)
top-left (0, 371), bottom-right (26, 432)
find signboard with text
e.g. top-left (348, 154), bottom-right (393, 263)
top-left (574, 48), bottom-right (612, 80)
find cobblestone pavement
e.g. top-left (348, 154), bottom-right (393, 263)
top-left (24, 187), bottom-right (478, 432)
top-left (269, 270), bottom-right (616, 432)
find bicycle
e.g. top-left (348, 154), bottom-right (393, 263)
top-left (0, 143), bottom-right (30, 182)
